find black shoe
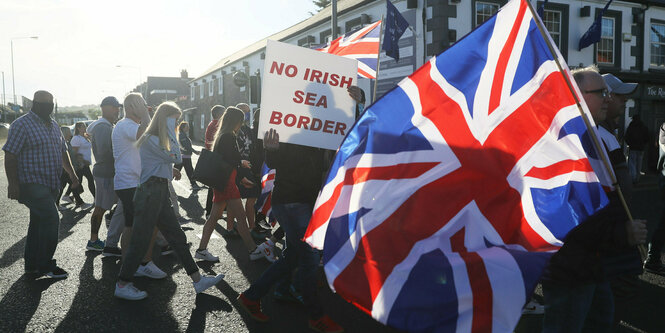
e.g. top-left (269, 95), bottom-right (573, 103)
top-left (250, 229), bottom-right (268, 241)
top-left (644, 260), bottom-right (665, 276)
top-left (45, 266), bottom-right (68, 279)
top-left (102, 246), bottom-right (122, 257)
top-left (161, 245), bottom-right (174, 256)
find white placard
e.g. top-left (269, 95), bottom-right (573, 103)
top-left (259, 40), bottom-right (357, 150)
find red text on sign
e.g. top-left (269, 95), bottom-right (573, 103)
top-left (269, 111), bottom-right (346, 136)
top-left (293, 90), bottom-right (328, 108)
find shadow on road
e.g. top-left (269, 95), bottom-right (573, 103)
top-left (0, 274), bottom-right (60, 332)
top-left (185, 292), bottom-right (232, 333)
top-left (178, 189), bottom-right (206, 225)
top-left (0, 204), bottom-right (89, 271)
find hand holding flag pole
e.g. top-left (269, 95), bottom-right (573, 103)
top-left (527, 0), bottom-right (646, 259)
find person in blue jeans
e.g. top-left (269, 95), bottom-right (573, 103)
top-left (2, 90), bottom-right (80, 279)
top-left (237, 129), bottom-right (343, 333)
top-left (114, 101), bottom-right (223, 300)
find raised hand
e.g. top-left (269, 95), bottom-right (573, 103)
top-left (263, 128), bottom-right (280, 151)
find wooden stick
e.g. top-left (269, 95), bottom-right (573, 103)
top-left (373, 13), bottom-right (385, 103)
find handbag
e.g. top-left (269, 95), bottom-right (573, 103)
top-left (193, 149), bottom-right (234, 191)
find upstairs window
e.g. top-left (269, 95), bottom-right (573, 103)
top-left (651, 22), bottom-right (665, 68)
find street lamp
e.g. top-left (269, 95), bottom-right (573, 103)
top-left (115, 65), bottom-right (143, 98)
top-left (11, 36), bottom-right (38, 105)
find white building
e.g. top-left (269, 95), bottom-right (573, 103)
top-left (186, 0), bottom-right (665, 170)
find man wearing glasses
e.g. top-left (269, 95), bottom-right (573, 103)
top-left (540, 66), bottom-right (647, 332)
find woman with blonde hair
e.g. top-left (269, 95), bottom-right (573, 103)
top-left (114, 101), bottom-right (224, 301)
top-left (196, 106), bottom-right (266, 262)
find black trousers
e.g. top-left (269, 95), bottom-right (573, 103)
top-left (175, 157), bottom-right (196, 184)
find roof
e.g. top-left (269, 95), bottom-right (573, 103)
top-left (190, 0), bottom-right (374, 83)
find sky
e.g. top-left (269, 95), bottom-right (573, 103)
top-left (0, 0), bottom-right (319, 107)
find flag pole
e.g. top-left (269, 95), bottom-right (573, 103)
top-left (524, 0), bottom-right (646, 259)
top-left (373, 14), bottom-right (385, 103)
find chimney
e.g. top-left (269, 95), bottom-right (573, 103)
top-left (181, 69), bottom-right (188, 79)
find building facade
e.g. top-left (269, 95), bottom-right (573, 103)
top-left (188, 0), bottom-right (665, 167)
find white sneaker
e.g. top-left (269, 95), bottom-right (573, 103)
top-left (522, 300), bottom-right (545, 315)
top-left (134, 261), bottom-right (167, 279)
top-left (61, 196), bottom-right (73, 204)
top-left (256, 240), bottom-right (277, 263)
top-left (58, 204), bottom-right (68, 211)
top-left (249, 247), bottom-right (264, 261)
top-left (114, 282), bottom-right (147, 300)
top-left (195, 249), bottom-right (219, 262)
top-left (193, 273), bottom-right (224, 293)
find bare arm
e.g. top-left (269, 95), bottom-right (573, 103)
top-left (5, 152), bottom-right (19, 200)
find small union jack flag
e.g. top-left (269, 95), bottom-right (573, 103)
top-left (304, 0), bottom-right (611, 331)
top-left (316, 20), bottom-right (381, 79)
top-left (255, 163), bottom-right (276, 222)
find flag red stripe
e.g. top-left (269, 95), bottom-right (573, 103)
top-left (525, 159), bottom-right (594, 179)
top-left (450, 230), bottom-right (493, 333)
top-left (489, 0), bottom-right (528, 114)
top-left (305, 162), bottom-right (437, 241)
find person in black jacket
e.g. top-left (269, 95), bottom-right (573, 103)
top-left (175, 121), bottom-right (201, 189)
top-left (541, 66), bottom-right (647, 333)
top-left (237, 128), bottom-right (344, 332)
top-left (195, 107), bottom-right (266, 262)
top-left (625, 115), bottom-right (650, 184)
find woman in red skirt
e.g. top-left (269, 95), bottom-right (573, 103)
top-left (196, 107), bottom-right (265, 262)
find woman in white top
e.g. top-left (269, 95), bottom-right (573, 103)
top-left (70, 121), bottom-right (95, 207)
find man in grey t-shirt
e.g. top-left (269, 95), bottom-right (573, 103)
top-left (88, 96), bottom-right (122, 256)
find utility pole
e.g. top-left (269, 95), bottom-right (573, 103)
top-left (332, 0), bottom-right (338, 39)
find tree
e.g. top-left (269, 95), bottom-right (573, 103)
top-left (312, 0), bottom-right (331, 12)
top-left (313, 0), bottom-right (331, 9)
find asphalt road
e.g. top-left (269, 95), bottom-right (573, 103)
top-left (0, 140), bottom-right (664, 333)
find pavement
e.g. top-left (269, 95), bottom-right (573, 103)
top-left (0, 139), bottom-right (664, 333)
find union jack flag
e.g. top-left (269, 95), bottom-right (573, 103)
top-left (304, 0), bottom-right (612, 331)
top-left (255, 163), bottom-right (276, 220)
top-left (316, 20), bottom-right (381, 79)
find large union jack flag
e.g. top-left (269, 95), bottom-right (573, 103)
top-left (304, 0), bottom-right (612, 331)
top-left (316, 20), bottom-right (381, 79)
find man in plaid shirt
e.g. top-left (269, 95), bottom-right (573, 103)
top-left (3, 90), bottom-right (80, 279)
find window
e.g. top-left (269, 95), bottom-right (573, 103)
top-left (298, 35), bottom-right (316, 48)
top-left (595, 9), bottom-right (621, 68)
top-left (651, 22), bottom-right (665, 68)
top-left (538, 1), bottom-right (569, 60)
top-left (475, 1), bottom-right (500, 27)
top-left (218, 77), bottom-right (223, 94)
top-left (200, 114), bottom-right (205, 130)
top-left (543, 10), bottom-right (562, 49)
top-left (209, 78), bottom-right (214, 96)
top-left (190, 86), bottom-right (195, 101)
top-left (200, 82), bottom-right (204, 99)
top-left (596, 17), bottom-right (614, 65)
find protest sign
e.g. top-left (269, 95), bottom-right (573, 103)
top-left (259, 39), bottom-right (357, 150)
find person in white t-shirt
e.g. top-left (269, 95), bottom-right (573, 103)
top-left (111, 93), bottom-right (165, 279)
top-left (70, 121), bottom-right (95, 209)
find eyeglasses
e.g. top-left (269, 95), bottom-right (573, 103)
top-left (584, 88), bottom-right (609, 98)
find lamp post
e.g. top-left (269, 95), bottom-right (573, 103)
top-left (115, 65), bottom-right (143, 98)
top-left (10, 36), bottom-right (39, 105)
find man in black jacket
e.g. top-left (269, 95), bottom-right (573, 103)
top-left (540, 66), bottom-right (647, 333)
top-left (237, 129), bottom-right (343, 333)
